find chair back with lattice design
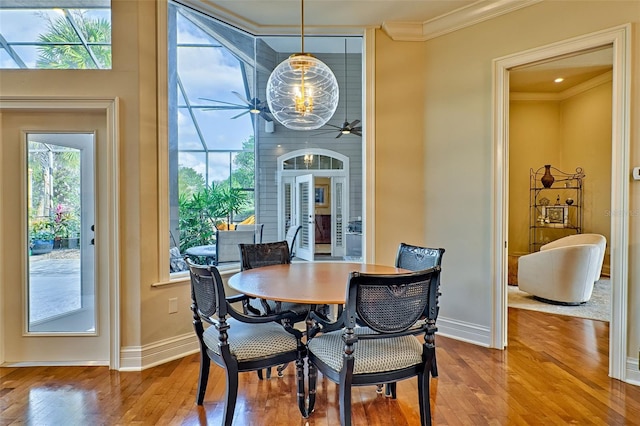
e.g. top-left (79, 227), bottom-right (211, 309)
top-left (239, 241), bottom-right (291, 271)
top-left (345, 267), bottom-right (441, 334)
top-left (187, 259), bottom-right (227, 323)
top-left (395, 243), bottom-right (445, 271)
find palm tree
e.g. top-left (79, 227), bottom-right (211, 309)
top-left (36, 10), bottom-right (111, 69)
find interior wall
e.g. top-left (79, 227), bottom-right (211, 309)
top-left (561, 81), bottom-right (613, 254)
top-left (509, 79), bottom-right (613, 259)
top-left (376, 0), bottom-right (639, 351)
top-left (374, 31), bottom-right (426, 264)
top-left (509, 100), bottom-right (563, 254)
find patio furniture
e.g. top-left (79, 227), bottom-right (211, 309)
top-left (285, 225), bottom-right (302, 260)
top-left (235, 223), bottom-right (264, 243)
top-left (185, 228), bottom-right (257, 265)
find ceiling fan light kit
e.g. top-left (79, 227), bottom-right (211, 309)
top-left (266, 0), bottom-right (339, 131)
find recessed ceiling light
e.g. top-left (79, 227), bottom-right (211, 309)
top-left (554, 77), bottom-right (564, 83)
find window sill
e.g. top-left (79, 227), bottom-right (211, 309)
top-left (152, 263), bottom-right (241, 287)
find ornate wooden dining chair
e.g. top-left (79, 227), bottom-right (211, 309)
top-left (239, 241), bottom-right (329, 379)
top-left (239, 241), bottom-right (317, 321)
top-left (305, 267), bottom-right (442, 426)
top-left (187, 259), bottom-right (304, 426)
top-left (395, 243), bottom-right (445, 379)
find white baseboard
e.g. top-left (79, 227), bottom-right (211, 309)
top-left (119, 332), bottom-right (199, 371)
top-left (625, 356), bottom-right (640, 386)
top-left (436, 316), bottom-right (491, 348)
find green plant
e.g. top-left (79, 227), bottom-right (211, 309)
top-left (177, 183), bottom-right (249, 253)
top-left (52, 204), bottom-right (80, 238)
top-left (30, 217), bottom-right (55, 241)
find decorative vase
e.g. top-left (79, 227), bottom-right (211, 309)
top-left (541, 164), bottom-right (555, 188)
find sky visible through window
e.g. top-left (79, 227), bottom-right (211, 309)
top-left (175, 11), bottom-right (253, 183)
top-left (0, 7), bottom-right (111, 69)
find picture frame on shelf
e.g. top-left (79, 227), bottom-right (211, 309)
top-left (546, 206), bottom-right (567, 225)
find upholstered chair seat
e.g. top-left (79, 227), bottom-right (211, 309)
top-left (203, 318), bottom-right (298, 359)
top-left (307, 326), bottom-right (424, 374)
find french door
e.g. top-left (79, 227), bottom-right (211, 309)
top-left (294, 174), bottom-right (315, 261)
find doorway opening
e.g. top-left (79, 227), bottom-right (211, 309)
top-left (492, 25), bottom-right (630, 380)
top-left (278, 149), bottom-right (352, 262)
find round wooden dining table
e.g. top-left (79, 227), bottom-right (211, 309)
top-left (227, 262), bottom-right (406, 305)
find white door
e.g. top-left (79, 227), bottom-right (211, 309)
top-left (331, 177), bottom-right (347, 257)
top-left (294, 174), bottom-right (315, 261)
top-left (1, 111), bottom-right (110, 365)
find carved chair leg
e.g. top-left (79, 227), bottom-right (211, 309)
top-left (276, 363), bottom-right (289, 377)
top-left (196, 353), bottom-right (211, 405)
top-left (385, 382), bottom-right (397, 399)
top-left (417, 371), bottom-right (431, 426)
top-left (296, 355), bottom-right (309, 418)
top-left (223, 368), bottom-right (239, 426)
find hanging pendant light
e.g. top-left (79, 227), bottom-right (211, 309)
top-left (266, 0), bottom-right (339, 131)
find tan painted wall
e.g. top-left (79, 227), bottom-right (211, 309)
top-left (561, 82), bottom-right (613, 245)
top-left (509, 100), bottom-right (563, 254)
top-left (374, 31), bottom-right (426, 264)
top-left (0, 0), bottom-right (195, 352)
top-left (509, 80), bottom-right (613, 259)
top-left (378, 1), bottom-right (639, 354)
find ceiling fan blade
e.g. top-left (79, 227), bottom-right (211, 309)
top-left (231, 110), bottom-right (250, 119)
top-left (335, 132), bottom-right (343, 139)
top-left (348, 119), bottom-right (360, 128)
top-left (311, 129), bottom-right (338, 137)
top-left (201, 105), bottom-right (247, 111)
top-left (351, 129), bottom-right (362, 136)
top-left (232, 91), bottom-right (252, 105)
top-left (323, 123), bottom-right (343, 130)
top-left (199, 97), bottom-right (246, 108)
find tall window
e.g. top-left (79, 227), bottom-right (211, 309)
top-left (0, 2), bottom-right (111, 69)
top-left (168, 3), bottom-right (256, 264)
top-left (167, 2), bottom-right (363, 274)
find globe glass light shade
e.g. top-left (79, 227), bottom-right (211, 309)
top-left (266, 53), bottom-right (339, 131)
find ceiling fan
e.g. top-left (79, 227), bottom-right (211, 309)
top-left (315, 39), bottom-right (362, 138)
top-left (200, 90), bottom-right (273, 122)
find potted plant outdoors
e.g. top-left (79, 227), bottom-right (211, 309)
top-left (52, 205), bottom-right (81, 249)
top-left (178, 186), bottom-right (221, 253)
top-left (177, 183), bottom-right (249, 254)
top-left (30, 217), bottom-right (55, 255)
top-left (216, 186), bottom-right (249, 229)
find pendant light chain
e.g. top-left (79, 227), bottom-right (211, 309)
top-left (300, 0), bottom-right (305, 53)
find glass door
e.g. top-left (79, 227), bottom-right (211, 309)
top-left (27, 133), bottom-right (96, 333)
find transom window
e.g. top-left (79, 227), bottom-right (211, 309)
top-left (0, 1), bottom-right (112, 69)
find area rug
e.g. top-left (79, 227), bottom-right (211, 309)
top-left (508, 279), bottom-right (610, 322)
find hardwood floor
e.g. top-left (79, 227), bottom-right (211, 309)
top-left (2, 308), bottom-right (639, 425)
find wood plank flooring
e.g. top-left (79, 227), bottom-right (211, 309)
top-left (2, 308), bottom-right (640, 425)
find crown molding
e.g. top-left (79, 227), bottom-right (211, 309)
top-left (177, 0), bottom-right (372, 35)
top-left (510, 70), bottom-right (613, 101)
top-left (382, 0), bottom-right (542, 42)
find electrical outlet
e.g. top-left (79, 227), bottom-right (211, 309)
top-left (168, 297), bottom-right (178, 314)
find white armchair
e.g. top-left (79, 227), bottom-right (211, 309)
top-left (517, 234), bottom-right (606, 304)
